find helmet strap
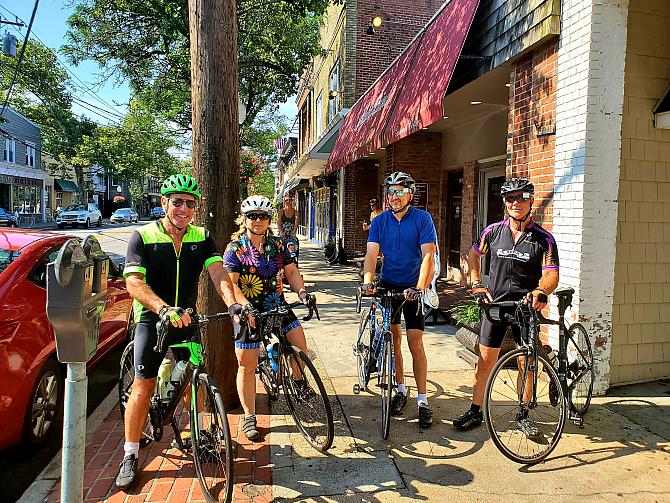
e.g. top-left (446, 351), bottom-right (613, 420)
top-left (509, 210), bottom-right (532, 231)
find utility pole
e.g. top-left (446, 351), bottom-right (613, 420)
top-left (188, 0), bottom-right (240, 408)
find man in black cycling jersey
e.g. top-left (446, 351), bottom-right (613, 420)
top-left (452, 178), bottom-right (559, 438)
top-left (115, 174), bottom-right (237, 490)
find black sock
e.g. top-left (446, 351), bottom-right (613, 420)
top-left (470, 404), bottom-right (481, 413)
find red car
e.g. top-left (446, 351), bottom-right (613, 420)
top-left (0, 229), bottom-right (133, 449)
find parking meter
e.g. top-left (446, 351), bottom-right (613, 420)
top-left (82, 235), bottom-right (109, 295)
top-left (46, 237), bottom-right (108, 363)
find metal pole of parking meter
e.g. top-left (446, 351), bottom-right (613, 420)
top-left (62, 363), bottom-right (87, 503)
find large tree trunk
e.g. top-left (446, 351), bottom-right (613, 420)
top-left (188, 0), bottom-right (240, 409)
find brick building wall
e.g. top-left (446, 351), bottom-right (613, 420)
top-left (552, 0), bottom-right (628, 394)
top-left (506, 39), bottom-right (558, 229)
top-left (353, 0), bottom-right (440, 99)
top-left (610, 0), bottom-right (670, 386)
top-left (342, 159), bottom-right (378, 257)
top-left (460, 162), bottom-right (478, 261)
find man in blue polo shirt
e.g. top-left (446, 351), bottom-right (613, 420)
top-left (361, 171), bottom-right (437, 428)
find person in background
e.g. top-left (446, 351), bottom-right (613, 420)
top-left (362, 197), bottom-right (383, 231)
top-left (278, 194), bottom-right (299, 239)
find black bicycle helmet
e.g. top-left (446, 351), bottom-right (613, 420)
top-left (384, 171), bottom-right (416, 192)
top-left (500, 178), bottom-right (534, 196)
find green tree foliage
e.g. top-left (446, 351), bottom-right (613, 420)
top-left (240, 106), bottom-right (289, 164)
top-left (63, 0), bottom-right (330, 130)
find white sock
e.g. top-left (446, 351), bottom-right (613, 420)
top-left (397, 383), bottom-right (407, 395)
top-left (124, 441), bottom-right (140, 458)
top-left (417, 394), bottom-right (428, 407)
top-left (198, 412), bottom-right (205, 430)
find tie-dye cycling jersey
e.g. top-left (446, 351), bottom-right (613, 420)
top-left (223, 234), bottom-right (295, 312)
top-left (472, 218), bottom-right (559, 302)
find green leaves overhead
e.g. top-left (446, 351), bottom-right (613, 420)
top-left (63, 0), bottom-right (331, 130)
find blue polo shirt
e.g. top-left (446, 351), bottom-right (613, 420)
top-left (368, 206), bottom-right (436, 286)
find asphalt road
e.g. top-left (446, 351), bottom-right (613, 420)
top-left (0, 222), bottom-right (139, 502)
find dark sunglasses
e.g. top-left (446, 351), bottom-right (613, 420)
top-left (170, 197), bottom-right (197, 209)
top-left (245, 213), bottom-right (270, 221)
top-left (504, 194), bottom-right (531, 204)
top-left (387, 188), bottom-right (411, 196)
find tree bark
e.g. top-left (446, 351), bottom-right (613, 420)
top-left (188, 0), bottom-right (240, 409)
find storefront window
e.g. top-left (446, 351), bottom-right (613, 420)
top-left (12, 185), bottom-right (41, 214)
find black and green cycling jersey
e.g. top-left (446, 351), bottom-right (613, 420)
top-left (124, 221), bottom-right (223, 322)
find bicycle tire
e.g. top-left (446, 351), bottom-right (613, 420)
top-left (280, 347), bottom-right (334, 452)
top-left (258, 358), bottom-right (280, 401)
top-left (118, 341), bottom-right (154, 447)
top-left (380, 333), bottom-right (393, 440)
top-left (566, 323), bottom-right (594, 415)
top-left (355, 306), bottom-right (372, 391)
top-left (192, 372), bottom-right (234, 503)
top-left (484, 348), bottom-right (566, 464)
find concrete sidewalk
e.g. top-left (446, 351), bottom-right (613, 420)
top-left (22, 240), bottom-right (670, 502)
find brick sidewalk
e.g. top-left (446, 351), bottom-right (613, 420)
top-left (46, 381), bottom-right (272, 503)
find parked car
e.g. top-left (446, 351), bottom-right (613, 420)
top-left (55, 203), bottom-right (102, 229)
top-left (0, 208), bottom-right (18, 227)
top-left (110, 208), bottom-right (139, 224)
top-left (150, 206), bottom-right (165, 219)
top-left (0, 229), bottom-right (133, 449)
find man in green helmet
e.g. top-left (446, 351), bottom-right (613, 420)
top-left (115, 174), bottom-right (239, 489)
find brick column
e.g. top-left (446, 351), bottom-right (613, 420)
top-left (551, 0), bottom-right (629, 394)
top-left (342, 159), bottom-right (378, 258)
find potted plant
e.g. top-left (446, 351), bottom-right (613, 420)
top-left (324, 238), bottom-right (337, 262)
top-left (451, 296), bottom-right (515, 359)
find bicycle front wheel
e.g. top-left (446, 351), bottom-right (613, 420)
top-left (280, 347), bottom-right (334, 452)
top-left (192, 372), bottom-right (234, 503)
top-left (379, 333), bottom-right (394, 440)
top-left (118, 341), bottom-right (154, 447)
top-left (355, 306), bottom-right (372, 391)
top-left (566, 323), bottom-right (594, 415)
top-left (484, 348), bottom-right (566, 464)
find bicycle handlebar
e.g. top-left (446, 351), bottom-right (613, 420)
top-left (476, 296), bottom-right (530, 326)
top-left (252, 298), bottom-right (320, 323)
top-left (153, 309), bottom-right (230, 353)
top-left (356, 286), bottom-right (407, 314)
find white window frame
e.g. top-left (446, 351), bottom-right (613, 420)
top-left (4, 138), bottom-right (16, 164)
top-left (25, 143), bottom-right (36, 167)
top-left (328, 60), bottom-right (340, 123)
top-left (315, 92), bottom-right (323, 140)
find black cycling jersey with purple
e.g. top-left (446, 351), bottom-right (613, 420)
top-left (472, 218), bottom-right (559, 302)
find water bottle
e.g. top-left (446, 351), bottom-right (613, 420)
top-left (266, 334), bottom-right (279, 372)
top-left (543, 344), bottom-right (557, 369)
top-left (166, 360), bottom-right (188, 399)
top-left (157, 358), bottom-right (173, 402)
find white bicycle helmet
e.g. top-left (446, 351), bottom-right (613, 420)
top-left (385, 171), bottom-right (416, 193)
top-left (241, 195), bottom-right (274, 215)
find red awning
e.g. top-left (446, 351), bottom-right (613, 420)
top-left (326, 0), bottom-right (480, 173)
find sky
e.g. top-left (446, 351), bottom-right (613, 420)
top-left (1, 0), bottom-right (298, 132)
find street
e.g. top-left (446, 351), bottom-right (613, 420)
top-left (18, 235), bottom-right (670, 502)
top-left (0, 222), bottom-right (140, 503)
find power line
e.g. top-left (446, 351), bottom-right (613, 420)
top-left (1, 0), bottom-right (39, 116)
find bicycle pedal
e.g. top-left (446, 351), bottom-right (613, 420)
top-left (353, 384), bottom-right (360, 395)
top-left (570, 413), bottom-right (584, 428)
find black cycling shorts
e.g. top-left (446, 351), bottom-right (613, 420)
top-left (133, 319), bottom-right (193, 379)
top-left (234, 308), bottom-right (301, 350)
top-left (380, 280), bottom-right (425, 331)
top-left (478, 307), bottom-right (522, 349)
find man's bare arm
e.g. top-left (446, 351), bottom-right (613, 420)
top-left (466, 247), bottom-right (483, 285)
top-left (415, 242), bottom-right (436, 290)
top-left (125, 273), bottom-right (167, 314)
top-left (207, 262), bottom-right (237, 307)
top-left (363, 242), bottom-right (381, 284)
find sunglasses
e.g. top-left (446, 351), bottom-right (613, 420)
top-left (504, 194), bottom-right (531, 204)
top-left (170, 197), bottom-right (197, 209)
top-left (387, 188), bottom-right (411, 196)
top-left (245, 213), bottom-right (270, 221)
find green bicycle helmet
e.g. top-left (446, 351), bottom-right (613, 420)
top-left (161, 174), bottom-right (201, 199)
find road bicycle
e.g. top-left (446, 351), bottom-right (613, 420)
top-left (354, 287), bottom-right (407, 439)
top-left (118, 312), bottom-right (234, 503)
top-left (252, 299), bottom-right (334, 452)
top-left (481, 287), bottom-right (595, 464)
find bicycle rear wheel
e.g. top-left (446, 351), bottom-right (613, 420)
top-left (484, 348), bottom-right (566, 464)
top-left (355, 307), bottom-right (372, 391)
top-left (566, 323), bottom-right (594, 415)
top-left (280, 346), bottom-right (334, 452)
top-left (118, 341), bottom-right (155, 447)
top-left (379, 333), bottom-right (394, 440)
top-left (192, 372), bottom-right (234, 503)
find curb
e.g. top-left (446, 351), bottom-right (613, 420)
top-left (17, 387), bottom-right (120, 503)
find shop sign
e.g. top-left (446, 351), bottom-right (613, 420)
top-left (411, 182), bottom-right (428, 210)
top-left (0, 174), bottom-right (42, 187)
